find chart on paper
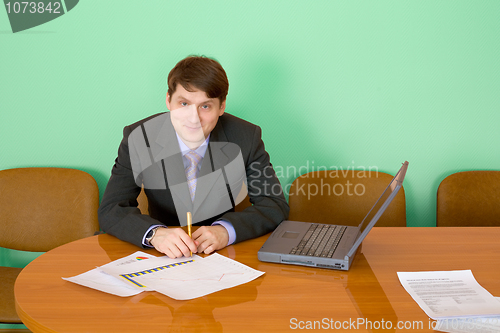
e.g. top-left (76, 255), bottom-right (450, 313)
top-left (120, 259), bottom-right (195, 288)
top-left (126, 253), bottom-right (264, 300)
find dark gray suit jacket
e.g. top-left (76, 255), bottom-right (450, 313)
top-left (98, 112), bottom-right (289, 248)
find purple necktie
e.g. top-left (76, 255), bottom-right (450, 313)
top-left (185, 150), bottom-right (201, 201)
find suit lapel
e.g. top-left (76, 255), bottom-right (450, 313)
top-left (192, 120), bottom-right (230, 213)
top-left (151, 113), bottom-right (178, 162)
top-left (145, 113), bottom-right (193, 212)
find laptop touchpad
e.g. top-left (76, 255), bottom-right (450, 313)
top-left (282, 231), bottom-right (300, 239)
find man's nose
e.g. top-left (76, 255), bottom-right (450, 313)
top-left (185, 104), bottom-right (201, 123)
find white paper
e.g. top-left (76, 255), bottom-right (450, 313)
top-left (99, 254), bottom-right (196, 284)
top-left (435, 299), bottom-right (500, 333)
top-left (62, 251), bottom-right (157, 297)
top-left (64, 252), bottom-right (264, 300)
top-left (130, 253), bottom-right (264, 300)
top-left (435, 316), bottom-right (500, 333)
top-left (397, 270), bottom-right (500, 319)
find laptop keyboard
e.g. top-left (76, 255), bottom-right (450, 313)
top-left (289, 224), bottom-right (347, 258)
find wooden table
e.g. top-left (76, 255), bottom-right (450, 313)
top-left (15, 227), bottom-right (500, 332)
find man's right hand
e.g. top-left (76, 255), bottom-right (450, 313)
top-left (150, 227), bottom-right (198, 258)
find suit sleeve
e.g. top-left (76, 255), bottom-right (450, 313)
top-left (220, 125), bottom-right (289, 243)
top-left (97, 125), bottom-right (162, 248)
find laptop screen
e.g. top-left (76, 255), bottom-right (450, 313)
top-left (347, 161), bottom-right (409, 258)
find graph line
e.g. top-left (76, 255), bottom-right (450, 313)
top-left (120, 259), bottom-right (194, 287)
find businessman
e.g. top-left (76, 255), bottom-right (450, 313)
top-left (98, 56), bottom-right (289, 258)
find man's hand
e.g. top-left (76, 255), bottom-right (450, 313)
top-left (150, 227), bottom-right (198, 259)
top-left (193, 225), bottom-right (229, 254)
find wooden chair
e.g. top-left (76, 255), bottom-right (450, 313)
top-left (0, 168), bottom-right (100, 330)
top-left (137, 186), bottom-right (149, 215)
top-left (288, 169), bottom-right (406, 230)
top-left (437, 171), bottom-right (500, 226)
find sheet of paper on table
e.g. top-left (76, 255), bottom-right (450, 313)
top-left (63, 252), bottom-right (264, 300)
top-left (62, 251), bottom-right (157, 296)
top-left (434, 301), bottom-right (500, 333)
top-left (397, 270), bottom-right (500, 320)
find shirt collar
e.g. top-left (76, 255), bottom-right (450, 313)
top-left (176, 133), bottom-right (210, 158)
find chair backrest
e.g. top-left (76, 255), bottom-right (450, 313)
top-left (0, 168), bottom-right (100, 252)
top-left (437, 171), bottom-right (500, 227)
top-left (137, 186), bottom-right (149, 215)
top-left (288, 170), bottom-right (406, 229)
top-left (234, 195), bottom-right (252, 212)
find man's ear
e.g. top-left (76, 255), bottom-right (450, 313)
top-left (219, 100), bottom-right (226, 116)
top-left (165, 93), bottom-right (171, 110)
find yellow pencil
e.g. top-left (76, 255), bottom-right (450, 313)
top-left (187, 212), bottom-right (192, 257)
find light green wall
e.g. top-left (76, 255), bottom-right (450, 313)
top-left (1, 0), bottom-right (500, 289)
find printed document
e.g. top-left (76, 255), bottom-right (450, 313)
top-left (62, 251), bottom-right (156, 297)
top-left (433, 298), bottom-right (500, 333)
top-left (63, 252), bottom-right (264, 300)
top-left (397, 270), bottom-right (500, 320)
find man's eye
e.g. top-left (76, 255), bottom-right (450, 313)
top-left (180, 102), bottom-right (188, 107)
top-left (200, 105), bottom-right (210, 110)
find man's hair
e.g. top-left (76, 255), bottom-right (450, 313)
top-left (167, 56), bottom-right (229, 104)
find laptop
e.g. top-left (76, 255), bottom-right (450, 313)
top-left (258, 161), bottom-right (408, 271)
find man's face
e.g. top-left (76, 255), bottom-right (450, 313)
top-left (166, 85), bottom-right (225, 149)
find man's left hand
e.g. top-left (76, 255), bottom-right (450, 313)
top-left (192, 225), bottom-right (229, 254)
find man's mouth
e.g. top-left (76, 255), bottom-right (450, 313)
top-left (185, 125), bottom-right (202, 131)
